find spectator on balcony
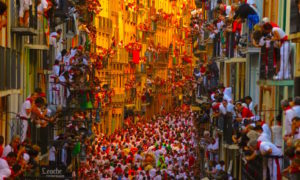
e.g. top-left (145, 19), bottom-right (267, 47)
top-left (282, 99), bottom-right (295, 139)
top-left (235, 102), bottom-right (255, 123)
top-left (283, 142), bottom-right (300, 180)
top-left (207, 59), bottom-right (219, 89)
top-left (232, 3), bottom-right (259, 31)
top-left (2, 135), bottom-right (20, 158)
top-left (19, 0), bottom-right (32, 27)
top-left (248, 140), bottom-right (283, 180)
top-left (244, 96), bottom-right (256, 115)
top-left (0, 152), bottom-right (18, 178)
top-left (50, 29), bottom-right (64, 57)
top-left (263, 23), bottom-right (291, 80)
top-left (31, 97), bottom-right (52, 128)
top-left (271, 117), bottom-right (283, 149)
top-left (219, 99), bottom-right (236, 117)
top-left (261, 17), bottom-right (279, 28)
top-left (49, 60), bottom-right (60, 105)
top-left (292, 97), bottom-right (300, 119)
top-left (0, 1), bottom-right (7, 30)
top-left (290, 117), bottom-right (300, 141)
top-left (254, 125), bottom-right (271, 143)
top-left (37, 0), bottom-right (49, 19)
top-left (50, 29), bottom-right (63, 48)
top-left (19, 92), bottom-right (40, 142)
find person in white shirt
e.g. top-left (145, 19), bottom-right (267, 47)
top-left (49, 60), bottom-right (60, 105)
top-left (219, 99), bottom-right (236, 117)
top-left (292, 117), bottom-right (300, 140)
top-left (0, 152), bottom-right (16, 178)
top-left (0, 158), bottom-right (11, 178)
top-left (149, 167), bottom-right (156, 179)
top-left (259, 141), bottom-right (283, 180)
top-left (245, 96), bottom-right (256, 115)
top-left (292, 97), bottom-right (300, 118)
top-left (263, 23), bottom-right (291, 80)
top-left (254, 125), bottom-right (271, 142)
top-left (248, 140), bottom-right (283, 180)
top-left (281, 100), bottom-right (294, 138)
top-left (19, 92), bottom-right (39, 142)
top-left (2, 136), bottom-right (20, 158)
top-left (49, 145), bottom-right (56, 165)
top-left (19, 0), bottom-right (32, 27)
top-left (271, 118), bottom-right (283, 148)
top-left (49, 29), bottom-right (63, 48)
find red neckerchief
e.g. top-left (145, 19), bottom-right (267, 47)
top-left (285, 106), bottom-right (292, 111)
top-left (26, 98), bottom-right (33, 103)
top-left (257, 141), bottom-right (262, 150)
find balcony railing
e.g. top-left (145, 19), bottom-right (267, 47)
top-left (11, 0), bottom-right (39, 35)
top-left (259, 42), bottom-right (294, 80)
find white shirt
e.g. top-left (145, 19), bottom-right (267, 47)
top-left (292, 105), bottom-right (300, 119)
top-left (272, 27), bottom-right (287, 39)
top-left (20, 99), bottom-right (32, 119)
top-left (2, 145), bottom-right (13, 158)
top-left (49, 146), bottom-right (56, 161)
top-left (219, 103), bottom-right (236, 116)
top-left (49, 32), bottom-right (62, 47)
top-left (262, 123), bottom-right (272, 139)
top-left (0, 158), bottom-right (11, 178)
top-left (149, 168), bottom-right (156, 178)
top-left (52, 65), bottom-right (60, 77)
top-left (284, 109), bottom-right (294, 136)
top-left (259, 141), bottom-right (282, 156)
top-left (154, 175), bottom-right (162, 180)
top-left (37, 0), bottom-right (48, 14)
top-left (225, 6), bottom-right (232, 17)
top-left (257, 132), bottom-right (271, 142)
top-left (248, 102), bottom-right (255, 115)
top-left (271, 125), bottom-right (282, 147)
top-left (20, 0), bottom-right (32, 11)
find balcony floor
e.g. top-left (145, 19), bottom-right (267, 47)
top-left (257, 79), bottom-right (294, 86)
top-left (11, 27), bottom-right (38, 36)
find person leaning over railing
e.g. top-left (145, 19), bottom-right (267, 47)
top-left (247, 139), bottom-right (283, 180)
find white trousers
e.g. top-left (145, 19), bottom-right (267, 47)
top-left (268, 158), bottom-right (282, 180)
top-left (21, 120), bottom-right (28, 143)
top-left (277, 41), bottom-right (291, 79)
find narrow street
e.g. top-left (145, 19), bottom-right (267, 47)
top-left (76, 106), bottom-right (200, 179)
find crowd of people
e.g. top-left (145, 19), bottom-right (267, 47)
top-left (0, 135), bottom-right (42, 179)
top-left (191, 0), bottom-right (292, 80)
top-left (74, 107), bottom-right (199, 179)
top-left (196, 81), bottom-right (300, 179)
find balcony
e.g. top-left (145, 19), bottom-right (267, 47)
top-left (11, 0), bottom-right (40, 36)
top-left (258, 42), bottom-right (294, 82)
